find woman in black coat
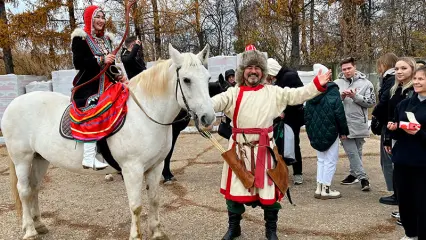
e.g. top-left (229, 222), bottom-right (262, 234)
top-left (70, 5), bottom-right (128, 170)
top-left (387, 66), bottom-right (426, 240)
top-left (372, 53), bottom-right (398, 205)
top-left (268, 58), bottom-right (305, 185)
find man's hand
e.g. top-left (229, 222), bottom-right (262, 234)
top-left (343, 89), bottom-right (356, 98)
top-left (105, 54), bottom-right (116, 64)
top-left (135, 39), bottom-right (141, 46)
top-left (340, 135), bottom-right (347, 140)
top-left (317, 69), bottom-right (332, 86)
top-left (279, 113), bottom-right (285, 119)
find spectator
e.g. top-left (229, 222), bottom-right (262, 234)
top-left (304, 64), bottom-right (349, 200)
top-left (387, 66), bottom-right (426, 240)
top-left (121, 36), bottom-right (146, 79)
top-left (372, 53), bottom-right (398, 205)
top-left (267, 58), bottom-right (305, 185)
top-left (334, 57), bottom-right (376, 191)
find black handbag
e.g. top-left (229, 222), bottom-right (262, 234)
top-left (218, 116), bottom-right (232, 139)
top-left (371, 116), bottom-right (383, 136)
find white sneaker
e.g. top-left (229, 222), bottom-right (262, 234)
top-left (314, 182), bottom-right (322, 199)
top-left (82, 142), bottom-right (109, 170)
top-left (293, 174), bottom-right (303, 185)
top-left (400, 236), bottom-right (418, 240)
top-left (321, 185), bottom-right (341, 200)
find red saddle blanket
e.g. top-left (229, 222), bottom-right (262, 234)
top-left (70, 83), bottom-right (129, 142)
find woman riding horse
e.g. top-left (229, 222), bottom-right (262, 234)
top-left (70, 5), bottom-right (129, 170)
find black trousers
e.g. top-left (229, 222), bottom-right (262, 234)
top-left (394, 164), bottom-right (426, 239)
top-left (162, 110), bottom-right (190, 179)
top-left (291, 127), bottom-right (302, 175)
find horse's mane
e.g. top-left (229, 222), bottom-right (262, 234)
top-left (128, 59), bottom-right (172, 97)
top-left (128, 53), bottom-right (203, 98)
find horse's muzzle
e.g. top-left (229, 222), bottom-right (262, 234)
top-left (200, 113), bottom-right (215, 127)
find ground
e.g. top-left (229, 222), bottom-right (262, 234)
top-left (0, 132), bottom-right (403, 240)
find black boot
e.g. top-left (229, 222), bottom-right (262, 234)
top-left (222, 211), bottom-right (242, 240)
top-left (264, 209), bottom-right (279, 240)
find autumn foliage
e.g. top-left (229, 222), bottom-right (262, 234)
top-left (0, 0), bottom-right (425, 76)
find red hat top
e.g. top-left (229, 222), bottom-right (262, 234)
top-left (83, 5), bottom-right (105, 37)
top-left (245, 44), bottom-right (256, 51)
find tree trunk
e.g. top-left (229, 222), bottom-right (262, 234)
top-left (289, 0), bottom-right (301, 68)
top-left (67, 0), bottom-right (76, 30)
top-left (341, 0), bottom-right (357, 57)
top-left (233, 0), bottom-right (243, 52)
top-left (301, 3), bottom-right (308, 64)
top-left (152, 0), bottom-right (161, 58)
top-left (132, 2), bottom-right (143, 40)
top-left (309, 0), bottom-right (314, 56)
top-left (194, 0), bottom-right (204, 51)
top-left (0, 0), bottom-right (14, 73)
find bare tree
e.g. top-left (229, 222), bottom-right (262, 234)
top-left (0, 0), bottom-right (15, 73)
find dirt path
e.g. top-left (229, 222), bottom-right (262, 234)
top-left (0, 132), bottom-right (403, 240)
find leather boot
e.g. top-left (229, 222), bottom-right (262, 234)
top-left (264, 209), bottom-right (279, 240)
top-left (222, 211), bottom-right (241, 240)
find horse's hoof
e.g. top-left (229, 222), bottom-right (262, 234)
top-left (152, 232), bottom-right (169, 240)
top-left (35, 225), bottom-right (49, 234)
top-left (152, 237), bottom-right (169, 240)
top-left (23, 228), bottom-right (39, 240)
top-left (23, 233), bottom-right (39, 240)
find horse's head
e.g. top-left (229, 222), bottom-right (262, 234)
top-left (168, 44), bottom-right (215, 127)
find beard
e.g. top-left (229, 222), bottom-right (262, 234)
top-left (245, 73), bottom-right (260, 86)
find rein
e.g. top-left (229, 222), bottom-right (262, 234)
top-left (129, 67), bottom-right (195, 126)
top-left (71, 0), bottom-right (137, 98)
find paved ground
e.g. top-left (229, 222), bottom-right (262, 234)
top-left (0, 132), bottom-right (403, 240)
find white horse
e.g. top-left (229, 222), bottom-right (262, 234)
top-left (1, 44), bottom-right (215, 240)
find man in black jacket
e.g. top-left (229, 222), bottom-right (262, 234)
top-left (268, 58), bottom-right (305, 185)
top-left (121, 36), bottom-right (146, 79)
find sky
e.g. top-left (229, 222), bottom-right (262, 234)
top-left (6, 2), bottom-right (26, 14)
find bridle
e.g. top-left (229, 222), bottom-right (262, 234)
top-left (128, 67), bottom-right (199, 127)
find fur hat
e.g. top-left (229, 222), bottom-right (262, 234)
top-left (235, 49), bottom-right (268, 86)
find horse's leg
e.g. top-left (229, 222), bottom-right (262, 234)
top-left (145, 162), bottom-right (169, 240)
top-left (29, 156), bottom-right (50, 234)
top-left (122, 164), bottom-right (145, 240)
top-left (14, 154), bottom-right (38, 240)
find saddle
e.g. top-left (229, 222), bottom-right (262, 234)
top-left (59, 104), bottom-right (126, 172)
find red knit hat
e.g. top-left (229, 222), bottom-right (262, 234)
top-left (83, 5), bottom-right (105, 37)
top-left (245, 44), bottom-right (256, 51)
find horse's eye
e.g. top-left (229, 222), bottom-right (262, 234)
top-left (183, 78), bottom-right (191, 84)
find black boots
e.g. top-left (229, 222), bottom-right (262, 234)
top-left (264, 209), bottom-right (279, 240)
top-left (222, 211), bottom-right (242, 240)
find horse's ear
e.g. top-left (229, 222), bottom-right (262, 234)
top-left (169, 43), bottom-right (184, 66)
top-left (197, 44), bottom-right (210, 67)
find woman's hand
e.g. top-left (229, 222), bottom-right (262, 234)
top-left (116, 75), bottom-right (129, 85)
top-left (402, 125), bottom-right (420, 135)
top-left (317, 69), bottom-right (332, 86)
top-left (384, 146), bottom-right (392, 154)
top-left (105, 54), bottom-right (116, 64)
top-left (387, 122), bottom-right (397, 131)
top-left (340, 135), bottom-right (347, 140)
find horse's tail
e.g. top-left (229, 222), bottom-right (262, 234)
top-left (9, 159), bottom-right (22, 218)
